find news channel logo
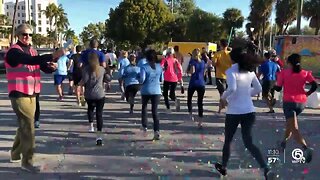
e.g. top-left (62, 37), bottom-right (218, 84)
top-left (291, 148), bottom-right (305, 164)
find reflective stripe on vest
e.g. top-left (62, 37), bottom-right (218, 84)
top-left (5, 44), bottom-right (41, 95)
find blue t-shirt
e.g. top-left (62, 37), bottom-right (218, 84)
top-left (188, 59), bottom-right (206, 88)
top-left (121, 65), bottom-right (140, 87)
top-left (118, 58), bottom-right (130, 70)
top-left (55, 55), bottom-right (69, 75)
top-left (80, 49), bottom-right (106, 65)
top-left (140, 63), bottom-right (163, 95)
top-left (137, 58), bottom-right (147, 68)
top-left (259, 60), bottom-right (279, 81)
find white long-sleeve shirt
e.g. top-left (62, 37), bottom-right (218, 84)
top-left (221, 63), bottom-right (262, 114)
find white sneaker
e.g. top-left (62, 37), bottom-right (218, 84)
top-left (89, 123), bottom-right (94, 132)
top-left (96, 137), bottom-right (103, 146)
top-left (140, 126), bottom-right (147, 132)
top-left (189, 113), bottom-right (195, 121)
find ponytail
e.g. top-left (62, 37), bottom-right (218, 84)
top-left (146, 49), bottom-right (157, 69)
top-left (287, 54), bottom-right (302, 73)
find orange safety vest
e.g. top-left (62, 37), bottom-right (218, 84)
top-left (5, 44), bottom-right (41, 95)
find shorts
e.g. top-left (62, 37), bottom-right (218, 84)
top-left (262, 80), bottom-right (275, 98)
top-left (125, 84), bottom-right (141, 101)
top-left (54, 75), bottom-right (66, 85)
top-left (216, 78), bottom-right (227, 95)
top-left (67, 72), bottom-right (73, 81)
top-left (73, 71), bottom-right (82, 86)
top-left (283, 102), bottom-right (305, 119)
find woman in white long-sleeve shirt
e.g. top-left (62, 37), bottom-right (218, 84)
top-left (215, 48), bottom-right (273, 179)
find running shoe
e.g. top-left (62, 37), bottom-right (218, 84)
top-left (96, 138), bottom-right (103, 146)
top-left (214, 162), bottom-right (227, 176)
top-left (21, 164), bottom-right (40, 173)
top-left (35, 121), bottom-right (40, 128)
top-left (189, 113), bottom-right (195, 121)
top-left (140, 126), bottom-right (147, 132)
top-left (267, 110), bottom-right (275, 113)
top-left (57, 96), bottom-right (63, 101)
top-left (153, 131), bottom-right (160, 140)
top-left (264, 168), bottom-right (276, 180)
top-left (89, 123), bottom-right (94, 132)
top-left (9, 150), bottom-right (21, 163)
top-left (80, 96), bottom-right (86, 106)
top-left (304, 148), bottom-right (313, 163)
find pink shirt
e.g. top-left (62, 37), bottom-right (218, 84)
top-left (160, 56), bottom-right (182, 82)
top-left (277, 69), bottom-right (315, 103)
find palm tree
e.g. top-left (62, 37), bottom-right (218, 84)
top-left (54, 4), bottom-right (69, 45)
top-left (303, 0), bottom-right (320, 35)
top-left (275, 0), bottom-right (297, 35)
top-left (26, 20), bottom-right (36, 27)
top-left (42, 3), bottom-right (58, 31)
top-left (63, 28), bottom-right (75, 41)
top-left (0, 14), bottom-right (9, 26)
top-left (248, 0), bottom-right (275, 54)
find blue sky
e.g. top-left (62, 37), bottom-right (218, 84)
top-left (58, 0), bottom-right (308, 35)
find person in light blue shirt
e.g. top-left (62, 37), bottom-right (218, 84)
top-left (118, 50), bottom-right (130, 100)
top-left (54, 52), bottom-right (70, 101)
top-left (137, 57), bottom-right (147, 68)
top-left (121, 54), bottom-right (141, 114)
top-left (140, 49), bottom-right (163, 141)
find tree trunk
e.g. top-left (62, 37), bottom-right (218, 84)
top-left (283, 24), bottom-right (290, 34)
top-left (261, 18), bottom-right (266, 56)
top-left (10, 0), bottom-right (19, 46)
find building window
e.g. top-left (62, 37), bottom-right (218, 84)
top-left (22, 20), bottom-right (25, 23)
top-left (22, 6), bottom-right (25, 10)
top-left (6, 5), bottom-right (8, 9)
top-left (46, 20), bottom-right (49, 24)
top-left (31, 13), bottom-right (33, 16)
top-left (17, 6), bottom-right (20, 10)
top-left (17, 13), bottom-right (20, 17)
top-left (38, 27), bottom-right (41, 32)
top-left (22, 13), bottom-right (25, 17)
top-left (31, 5), bottom-right (33, 10)
top-left (46, 27), bottom-right (49, 32)
top-left (38, 13), bottom-right (41, 18)
top-left (37, 4), bottom-right (41, 11)
top-left (6, 12), bottom-right (8, 16)
top-left (18, 20), bottom-right (20, 24)
top-left (38, 20), bottom-right (41, 25)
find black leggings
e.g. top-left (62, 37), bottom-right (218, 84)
top-left (222, 113), bottom-right (267, 169)
top-left (187, 86), bottom-right (205, 117)
top-left (163, 81), bottom-right (177, 109)
top-left (141, 95), bottom-right (160, 132)
top-left (86, 97), bottom-right (105, 131)
top-left (35, 94), bottom-right (40, 122)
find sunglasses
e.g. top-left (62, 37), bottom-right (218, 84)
top-left (21, 33), bottom-right (33, 37)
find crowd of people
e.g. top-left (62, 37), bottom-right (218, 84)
top-left (4, 23), bottom-right (318, 179)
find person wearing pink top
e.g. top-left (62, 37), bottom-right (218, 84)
top-left (274, 54), bottom-right (318, 163)
top-left (161, 47), bottom-right (183, 111)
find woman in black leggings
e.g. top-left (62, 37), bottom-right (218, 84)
top-left (215, 48), bottom-right (273, 179)
top-left (187, 49), bottom-right (206, 128)
top-left (80, 52), bottom-right (106, 146)
top-left (139, 49), bottom-right (163, 140)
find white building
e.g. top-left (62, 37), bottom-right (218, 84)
top-left (4, 0), bottom-right (57, 36)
